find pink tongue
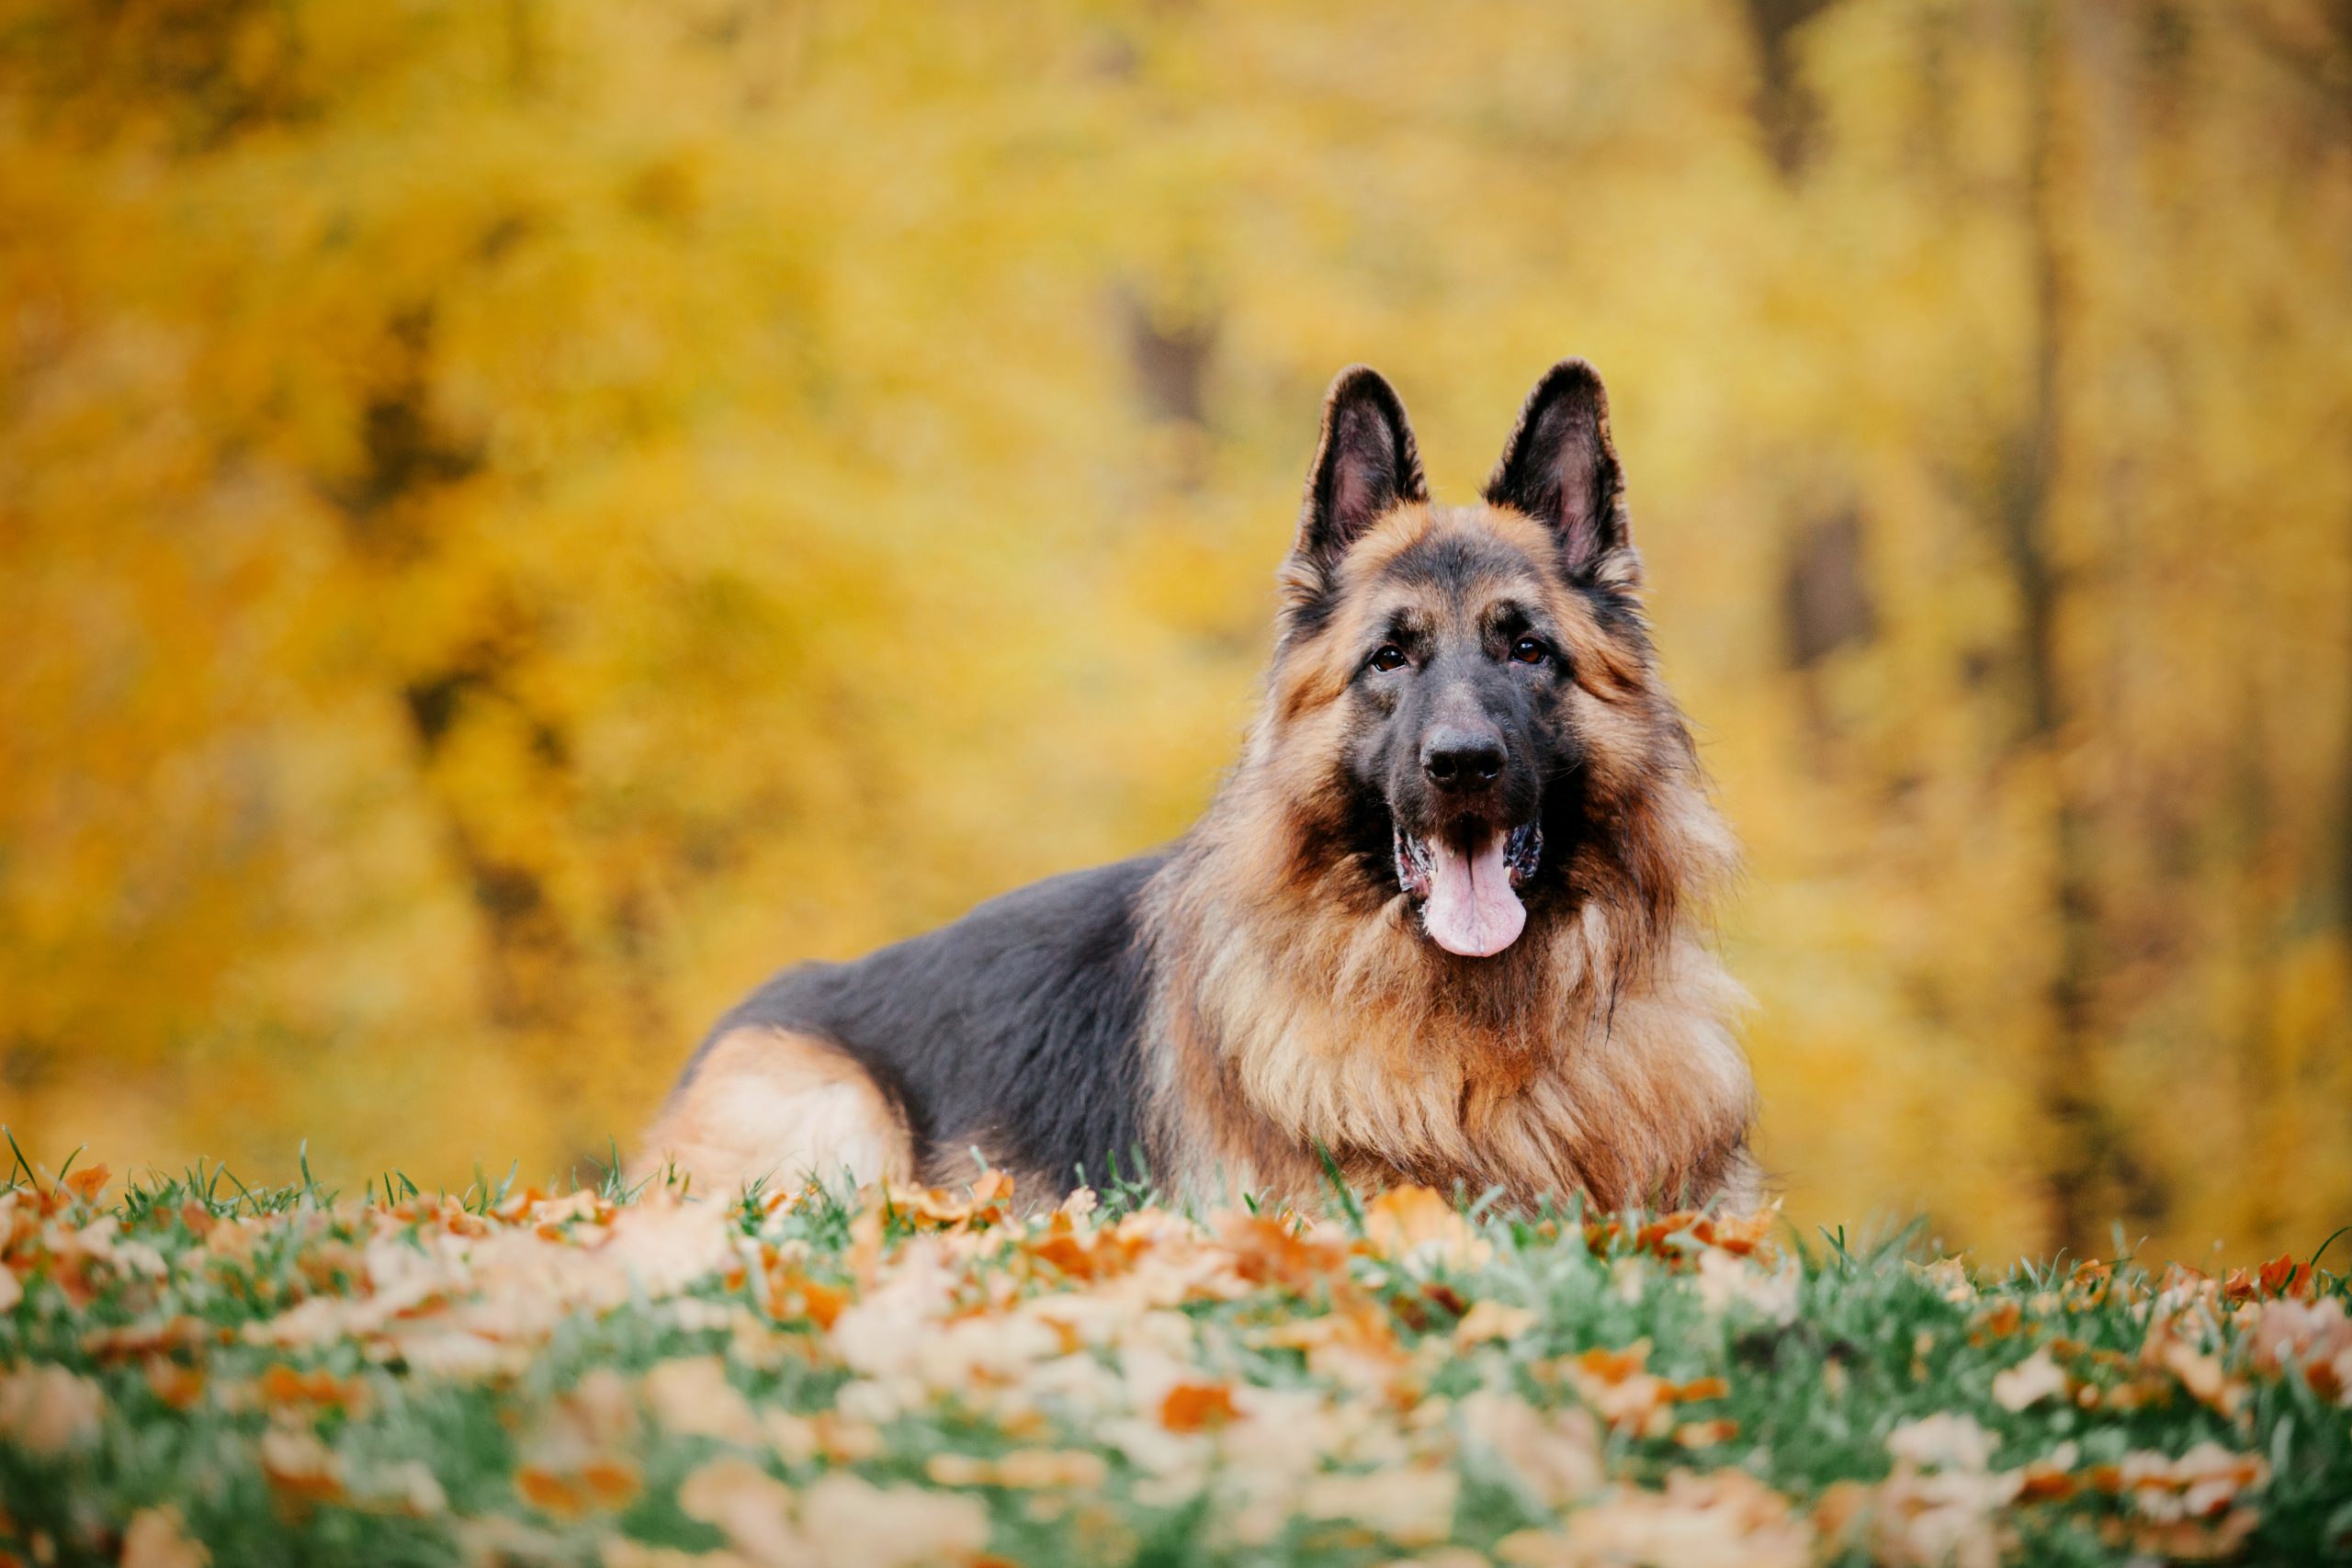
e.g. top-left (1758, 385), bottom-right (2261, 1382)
top-left (1420, 833), bottom-right (1527, 957)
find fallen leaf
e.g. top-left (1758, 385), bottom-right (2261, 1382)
top-left (119, 1506), bottom-right (207, 1568)
top-left (0, 1365), bottom-right (103, 1454)
top-left (1159, 1381), bottom-right (1239, 1433)
top-left (1992, 1348), bottom-right (2067, 1412)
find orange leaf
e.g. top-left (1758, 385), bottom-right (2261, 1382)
top-left (580, 1458), bottom-right (642, 1510)
top-left (1573, 1344), bottom-right (1649, 1384)
top-left (142, 1358), bottom-right (206, 1412)
top-left (2018, 1466), bottom-right (2079, 1503)
top-left (514, 1464), bottom-right (585, 1518)
top-left (260, 1427), bottom-right (344, 1506)
top-left (1363, 1186), bottom-right (1479, 1264)
top-left (767, 1269), bottom-right (847, 1329)
top-left (1972, 1300), bottom-right (2023, 1341)
top-left (971, 1168), bottom-right (1014, 1207)
top-left (2257, 1255), bottom-right (2312, 1300)
top-left (1159, 1382), bottom-right (1239, 1433)
top-left (1675, 1417), bottom-right (1738, 1448)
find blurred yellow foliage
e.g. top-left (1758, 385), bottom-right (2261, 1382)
top-left (2, 1), bottom-right (2347, 1262)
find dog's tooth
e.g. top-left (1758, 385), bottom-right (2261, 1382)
top-left (1504, 821), bottom-right (1544, 886)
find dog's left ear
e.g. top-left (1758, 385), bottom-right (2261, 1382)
top-left (1485, 358), bottom-right (1628, 581)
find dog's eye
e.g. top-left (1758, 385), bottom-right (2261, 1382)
top-left (1368, 645), bottom-right (1408, 672)
top-left (1510, 637), bottom-right (1549, 665)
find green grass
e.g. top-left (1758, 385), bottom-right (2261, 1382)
top-left (1, 1152), bottom-right (2347, 1566)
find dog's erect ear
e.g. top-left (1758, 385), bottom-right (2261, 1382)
top-left (1485, 358), bottom-right (1628, 580)
top-left (1295, 366), bottom-right (1426, 570)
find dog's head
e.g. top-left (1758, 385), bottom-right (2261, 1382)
top-left (1263, 360), bottom-right (1702, 960)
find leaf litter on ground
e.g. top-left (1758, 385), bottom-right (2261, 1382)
top-left (0, 1155), bottom-right (2346, 1566)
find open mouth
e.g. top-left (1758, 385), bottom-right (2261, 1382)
top-left (1393, 819), bottom-right (1543, 958)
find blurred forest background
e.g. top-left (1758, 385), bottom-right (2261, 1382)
top-left (3, 0), bottom-right (2349, 1265)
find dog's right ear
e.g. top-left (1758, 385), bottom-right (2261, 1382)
top-left (1294, 366), bottom-right (1427, 577)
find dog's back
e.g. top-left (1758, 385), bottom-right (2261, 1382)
top-left (642, 854), bottom-right (1165, 1193)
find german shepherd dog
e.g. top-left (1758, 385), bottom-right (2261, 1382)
top-left (640, 361), bottom-right (1757, 1212)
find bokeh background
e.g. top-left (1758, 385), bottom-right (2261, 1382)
top-left (5, 1), bottom-right (2349, 1265)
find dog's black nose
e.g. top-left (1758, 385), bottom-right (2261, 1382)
top-left (1421, 729), bottom-right (1506, 793)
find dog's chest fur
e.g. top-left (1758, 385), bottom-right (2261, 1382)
top-left (1143, 850), bottom-right (1757, 1212)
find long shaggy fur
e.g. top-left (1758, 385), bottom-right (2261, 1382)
top-left (639, 360), bottom-right (1758, 1213)
top-left (1144, 502), bottom-right (1753, 1209)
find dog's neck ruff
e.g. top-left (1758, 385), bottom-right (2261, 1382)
top-left (1142, 776), bottom-right (1753, 1212)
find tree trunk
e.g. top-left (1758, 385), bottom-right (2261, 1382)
top-left (2006, 4), bottom-right (2109, 1259)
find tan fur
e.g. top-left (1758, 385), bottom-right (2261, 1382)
top-left (640, 488), bottom-right (1755, 1215)
top-left (634, 1026), bottom-right (911, 1193)
top-left (1148, 503), bottom-right (1756, 1213)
